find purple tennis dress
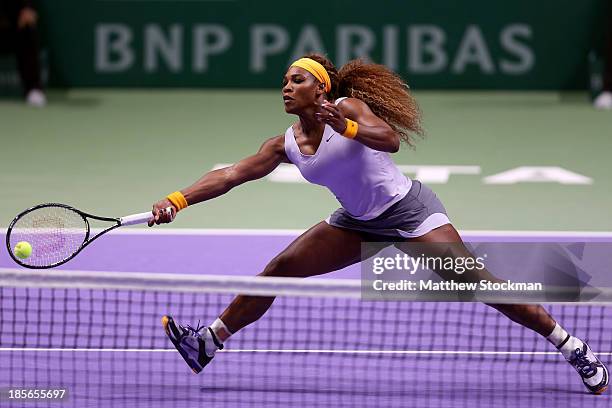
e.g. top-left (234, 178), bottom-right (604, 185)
top-left (283, 98), bottom-right (450, 239)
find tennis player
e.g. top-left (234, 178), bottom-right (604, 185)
top-left (151, 54), bottom-right (608, 394)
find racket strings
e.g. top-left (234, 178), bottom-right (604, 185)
top-left (9, 206), bottom-right (88, 267)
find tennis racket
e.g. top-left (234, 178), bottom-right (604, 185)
top-left (6, 203), bottom-right (173, 269)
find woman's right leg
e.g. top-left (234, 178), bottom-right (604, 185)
top-left (163, 221), bottom-right (367, 372)
top-left (218, 221), bottom-right (366, 336)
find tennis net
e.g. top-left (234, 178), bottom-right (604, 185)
top-left (1, 268), bottom-right (611, 408)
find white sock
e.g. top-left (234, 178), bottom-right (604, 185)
top-left (210, 318), bottom-right (233, 343)
top-left (546, 323), bottom-right (582, 360)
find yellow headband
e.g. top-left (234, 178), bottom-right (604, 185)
top-left (290, 58), bottom-right (331, 93)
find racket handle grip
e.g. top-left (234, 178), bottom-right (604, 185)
top-left (120, 207), bottom-right (174, 226)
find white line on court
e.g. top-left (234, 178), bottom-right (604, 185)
top-left (2, 227), bottom-right (612, 237)
top-left (105, 228), bottom-right (307, 236)
top-left (2, 348), bottom-right (610, 356)
top-left (105, 229), bottom-right (612, 237)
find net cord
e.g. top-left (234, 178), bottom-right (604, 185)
top-left (1, 268), bottom-right (611, 304)
top-left (0, 268), bottom-right (362, 298)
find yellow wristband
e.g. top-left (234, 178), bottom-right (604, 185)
top-left (166, 191), bottom-right (188, 211)
top-left (342, 119), bottom-right (358, 139)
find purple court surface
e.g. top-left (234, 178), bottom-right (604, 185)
top-left (3, 229), bottom-right (612, 277)
top-left (1, 230), bottom-right (611, 407)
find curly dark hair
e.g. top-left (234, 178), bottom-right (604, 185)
top-left (302, 54), bottom-right (424, 147)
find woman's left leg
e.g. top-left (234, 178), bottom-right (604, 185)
top-left (395, 223), bottom-right (609, 394)
top-left (400, 223), bottom-right (555, 336)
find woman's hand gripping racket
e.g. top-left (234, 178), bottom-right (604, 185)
top-left (6, 203), bottom-right (174, 269)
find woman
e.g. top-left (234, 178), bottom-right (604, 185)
top-left (151, 54), bottom-right (608, 394)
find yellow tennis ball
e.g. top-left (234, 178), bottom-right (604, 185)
top-left (14, 241), bottom-right (32, 259)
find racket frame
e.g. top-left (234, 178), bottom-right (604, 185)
top-left (6, 203), bottom-right (144, 269)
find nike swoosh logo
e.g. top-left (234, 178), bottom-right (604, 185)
top-left (326, 135), bottom-right (333, 142)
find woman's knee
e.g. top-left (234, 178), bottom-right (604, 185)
top-left (260, 254), bottom-right (296, 278)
